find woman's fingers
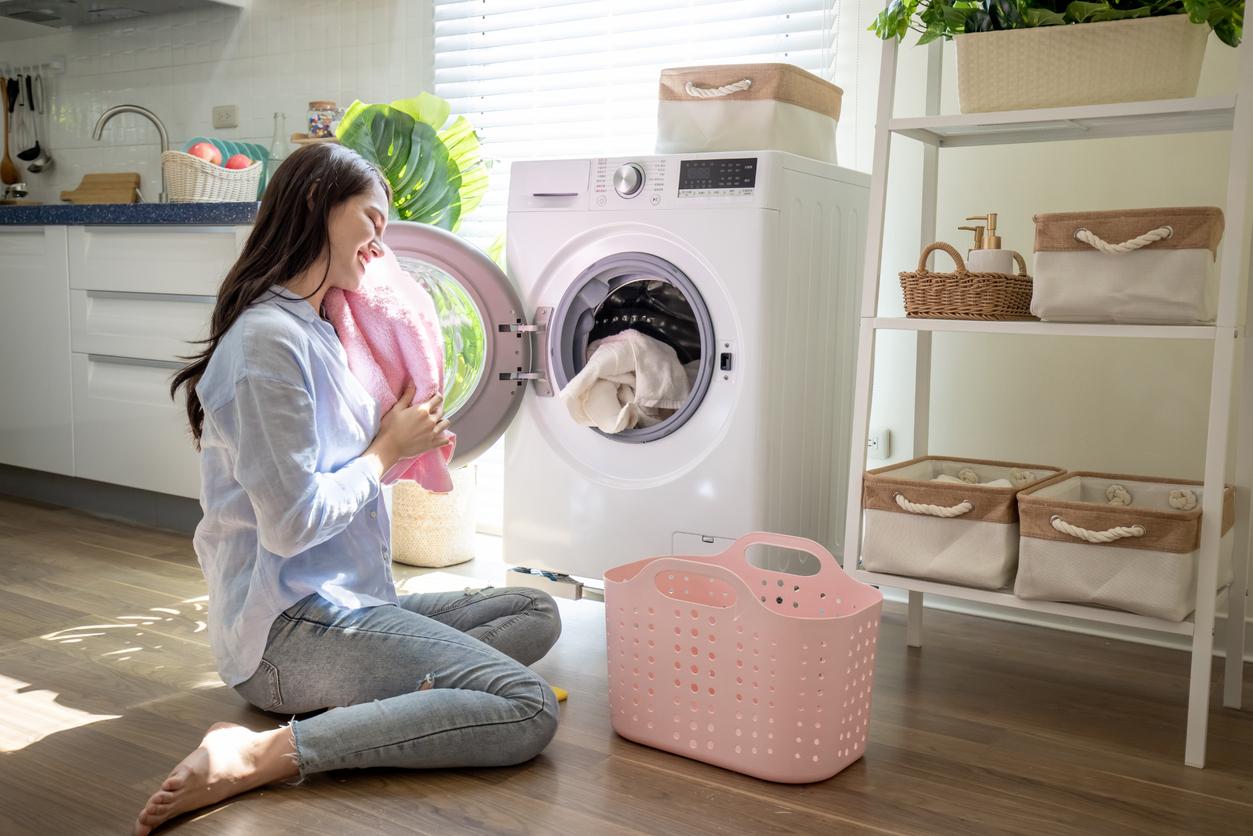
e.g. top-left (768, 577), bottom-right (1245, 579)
top-left (400, 383), bottom-right (417, 407)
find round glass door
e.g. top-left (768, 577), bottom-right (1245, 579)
top-left (382, 221), bottom-right (528, 466)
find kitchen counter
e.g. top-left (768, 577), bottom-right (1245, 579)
top-left (0, 202), bottom-right (259, 225)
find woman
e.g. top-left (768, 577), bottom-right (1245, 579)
top-left (136, 144), bottom-right (562, 835)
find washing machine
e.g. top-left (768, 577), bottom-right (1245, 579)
top-left (382, 151), bottom-right (868, 581)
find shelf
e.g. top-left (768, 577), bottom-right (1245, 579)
top-left (850, 569), bottom-right (1198, 637)
top-left (889, 96), bottom-right (1236, 148)
top-left (869, 317), bottom-right (1223, 340)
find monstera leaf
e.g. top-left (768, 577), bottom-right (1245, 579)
top-left (336, 94), bottom-right (488, 231)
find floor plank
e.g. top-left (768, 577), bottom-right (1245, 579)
top-left (0, 494), bottom-right (1250, 835)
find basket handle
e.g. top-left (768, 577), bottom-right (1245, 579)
top-left (717, 531), bottom-right (846, 578)
top-left (684, 78), bottom-right (752, 98)
top-left (646, 556), bottom-right (760, 609)
top-left (894, 493), bottom-right (974, 518)
top-left (1073, 225), bottom-right (1173, 255)
top-left (1010, 250), bottom-right (1028, 275)
top-left (916, 242), bottom-right (968, 274)
top-left (1050, 514), bottom-right (1145, 543)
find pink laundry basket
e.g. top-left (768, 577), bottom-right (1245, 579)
top-left (603, 532), bottom-right (883, 783)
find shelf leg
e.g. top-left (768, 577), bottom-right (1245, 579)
top-left (907, 591), bottom-right (924, 648)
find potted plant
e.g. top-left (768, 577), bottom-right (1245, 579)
top-left (336, 93), bottom-right (489, 568)
top-left (872, 0), bottom-right (1244, 112)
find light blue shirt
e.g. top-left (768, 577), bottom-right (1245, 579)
top-left (193, 286), bottom-right (398, 686)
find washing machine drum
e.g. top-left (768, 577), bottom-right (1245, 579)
top-left (551, 252), bottom-right (716, 442)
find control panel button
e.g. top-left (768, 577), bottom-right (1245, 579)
top-left (613, 163), bottom-right (646, 198)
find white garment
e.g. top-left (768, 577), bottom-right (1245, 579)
top-left (560, 329), bottom-right (691, 433)
top-left (932, 474), bottom-right (1013, 488)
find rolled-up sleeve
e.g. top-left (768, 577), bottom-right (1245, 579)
top-left (228, 374), bottom-right (378, 558)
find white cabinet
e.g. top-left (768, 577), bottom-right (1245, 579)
top-left (0, 226), bottom-right (74, 476)
top-left (71, 354), bottom-right (200, 498)
top-left (65, 225), bottom-right (245, 498)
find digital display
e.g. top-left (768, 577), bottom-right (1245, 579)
top-left (678, 157), bottom-right (757, 192)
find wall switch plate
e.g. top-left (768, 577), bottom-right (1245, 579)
top-left (867, 427), bottom-right (891, 460)
top-left (212, 105), bottom-right (239, 129)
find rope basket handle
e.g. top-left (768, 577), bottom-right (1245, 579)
top-left (1010, 250), bottom-right (1028, 275)
top-left (1073, 225), bottom-right (1173, 255)
top-left (895, 492), bottom-right (974, 518)
top-left (1050, 514), bottom-right (1145, 543)
top-left (915, 242), bottom-right (969, 275)
top-left (684, 78), bottom-right (752, 98)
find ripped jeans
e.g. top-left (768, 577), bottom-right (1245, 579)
top-left (233, 587), bottom-right (562, 778)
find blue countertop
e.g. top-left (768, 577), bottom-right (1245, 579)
top-left (0, 202), bottom-right (259, 225)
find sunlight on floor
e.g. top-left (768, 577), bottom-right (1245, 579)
top-left (0, 674), bottom-right (121, 752)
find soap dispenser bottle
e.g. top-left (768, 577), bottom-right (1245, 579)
top-left (960, 213), bottom-right (1015, 274)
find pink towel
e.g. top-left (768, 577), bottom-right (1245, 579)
top-left (324, 243), bottom-right (456, 492)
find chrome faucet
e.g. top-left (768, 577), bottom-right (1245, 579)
top-left (92, 104), bottom-right (170, 203)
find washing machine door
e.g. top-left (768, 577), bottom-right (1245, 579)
top-left (382, 221), bottom-right (531, 466)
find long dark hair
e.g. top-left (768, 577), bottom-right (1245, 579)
top-left (171, 142), bottom-right (390, 447)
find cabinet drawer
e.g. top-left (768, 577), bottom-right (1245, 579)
top-left (68, 225), bottom-right (246, 296)
top-left (71, 289), bottom-right (215, 363)
top-left (71, 353), bottom-right (200, 498)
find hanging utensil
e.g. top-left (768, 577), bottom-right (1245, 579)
top-left (1, 77), bottom-right (18, 185)
top-left (25, 73), bottom-right (52, 173)
top-left (16, 74), bottom-right (40, 163)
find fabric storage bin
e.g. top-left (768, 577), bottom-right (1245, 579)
top-left (603, 532), bottom-right (882, 783)
top-left (861, 457), bottom-right (1062, 589)
top-left (656, 64), bottom-right (842, 163)
top-left (1016, 473), bottom-right (1235, 621)
top-left (1031, 206), bottom-right (1224, 324)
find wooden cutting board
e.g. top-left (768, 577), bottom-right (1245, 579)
top-left (60, 173), bottom-right (142, 204)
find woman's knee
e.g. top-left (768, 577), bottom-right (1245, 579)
top-left (529, 590), bottom-right (562, 650)
top-left (498, 673), bottom-right (560, 765)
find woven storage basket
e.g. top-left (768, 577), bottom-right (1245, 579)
top-left (862, 457), bottom-right (1063, 589)
top-left (390, 466), bottom-right (477, 568)
top-left (1016, 473), bottom-right (1235, 620)
top-left (956, 16), bottom-right (1208, 113)
top-left (900, 242), bottom-right (1033, 320)
top-left (162, 150), bottom-right (262, 203)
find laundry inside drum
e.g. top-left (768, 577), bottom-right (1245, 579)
top-left (585, 279), bottom-right (703, 423)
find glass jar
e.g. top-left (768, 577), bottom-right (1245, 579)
top-left (307, 100), bottom-right (338, 138)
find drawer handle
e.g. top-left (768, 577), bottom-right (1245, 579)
top-left (87, 353), bottom-right (185, 371)
top-left (85, 289), bottom-right (215, 303)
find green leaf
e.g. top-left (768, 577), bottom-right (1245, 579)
top-left (390, 93), bottom-right (451, 132)
top-left (1025, 7), bottom-right (1068, 23)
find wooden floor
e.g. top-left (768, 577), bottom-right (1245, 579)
top-left (1, 494), bottom-right (1251, 836)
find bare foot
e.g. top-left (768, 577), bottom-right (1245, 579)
top-left (133, 721), bottom-right (298, 835)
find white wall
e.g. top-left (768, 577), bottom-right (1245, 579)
top-left (2, 0), bottom-right (434, 204)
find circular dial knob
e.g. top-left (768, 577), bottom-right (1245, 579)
top-left (613, 163), bottom-right (646, 198)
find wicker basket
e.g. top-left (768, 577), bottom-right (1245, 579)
top-left (390, 466), bottom-right (477, 568)
top-left (900, 242), bottom-right (1033, 320)
top-left (956, 15), bottom-right (1209, 114)
top-left (162, 150), bottom-right (262, 203)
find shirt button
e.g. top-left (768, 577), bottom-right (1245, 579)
top-left (370, 511), bottom-right (377, 519)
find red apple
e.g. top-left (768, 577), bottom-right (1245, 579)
top-left (187, 141), bottom-right (222, 165)
top-left (224, 153), bottom-right (253, 170)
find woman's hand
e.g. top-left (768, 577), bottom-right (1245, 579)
top-left (364, 384), bottom-right (452, 474)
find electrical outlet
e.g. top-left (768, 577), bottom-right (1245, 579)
top-left (212, 105), bottom-right (239, 129)
top-left (867, 427), bottom-right (891, 460)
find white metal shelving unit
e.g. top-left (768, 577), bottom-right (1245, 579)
top-left (842, 35), bottom-right (1253, 768)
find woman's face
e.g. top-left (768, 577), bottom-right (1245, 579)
top-left (324, 181), bottom-right (389, 292)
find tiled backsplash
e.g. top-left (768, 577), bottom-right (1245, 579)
top-left (3, 0), bottom-right (433, 203)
